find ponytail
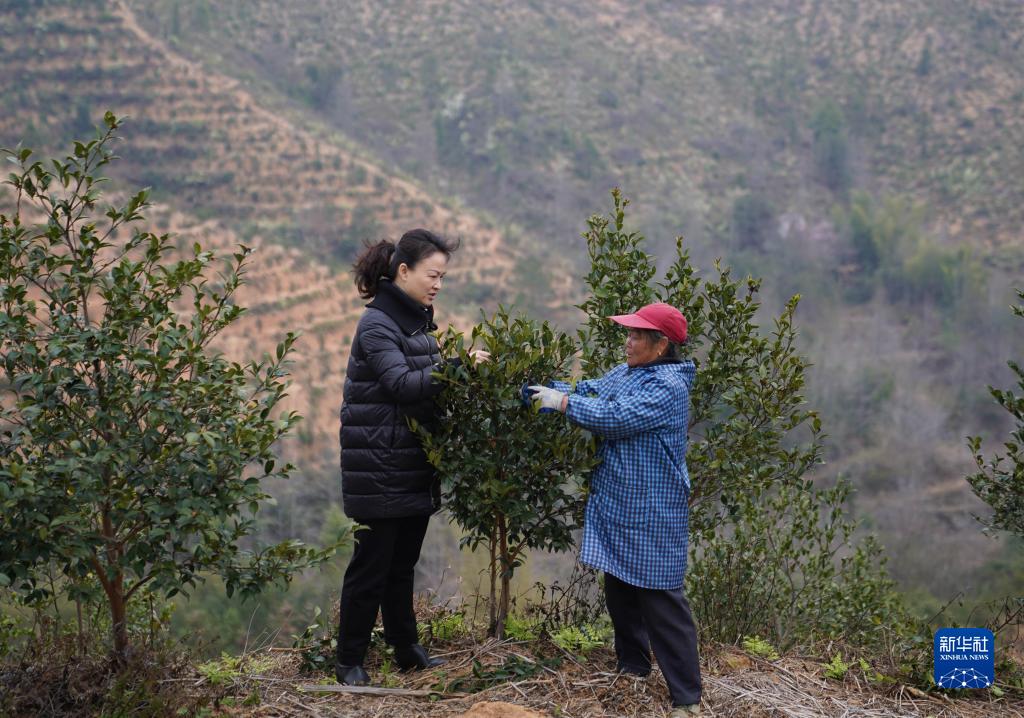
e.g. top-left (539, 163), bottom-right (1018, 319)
top-left (352, 239), bottom-right (396, 299)
top-left (351, 229), bottom-right (460, 299)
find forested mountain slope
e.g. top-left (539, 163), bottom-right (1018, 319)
top-left (124, 0), bottom-right (1024, 604)
top-left (131, 0), bottom-right (1024, 258)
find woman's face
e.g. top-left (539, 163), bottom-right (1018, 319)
top-left (625, 329), bottom-right (666, 367)
top-left (395, 250), bottom-right (449, 306)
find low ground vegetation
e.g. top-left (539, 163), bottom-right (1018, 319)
top-left (4, 600), bottom-right (1021, 717)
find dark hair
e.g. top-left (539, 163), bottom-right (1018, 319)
top-left (638, 328), bottom-right (680, 359)
top-left (352, 228), bottom-right (460, 299)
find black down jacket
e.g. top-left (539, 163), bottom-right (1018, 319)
top-left (339, 279), bottom-right (444, 519)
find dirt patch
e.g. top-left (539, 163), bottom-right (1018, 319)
top-left (457, 702), bottom-right (549, 718)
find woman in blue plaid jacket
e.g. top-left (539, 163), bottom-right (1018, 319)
top-left (527, 302), bottom-right (703, 717)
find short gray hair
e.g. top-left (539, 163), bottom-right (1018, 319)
top-left (637, 328), bottom-right (680, 358)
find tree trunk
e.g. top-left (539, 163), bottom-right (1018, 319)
top-left (76, 598), bottom-right (84, 655)
top-left (488, 526), bottom-right (498, 636)
top-left (495, 513), bottom-right (510, 639)
top-left (498, 570), bottom-right (511, 640)
top-left (108, 576), bottom-right (128, 665)
top-left (98, 509), bottom-right (129, 665)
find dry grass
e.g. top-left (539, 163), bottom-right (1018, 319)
top-left (0, 631), bottom-right (211, 717)
top-left (4, 603), bottom-right (1022, 716)
top-left (200, 639), bottom-right (1024, 718)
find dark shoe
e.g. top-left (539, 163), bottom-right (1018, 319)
top-left (335, 663), bottom-right (370, 685)
top-left (618, 662), bottom-right (651, 677)
top-left (393, 643), bottom-right (446, 671)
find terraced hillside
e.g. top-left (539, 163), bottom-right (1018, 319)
top-left (0, 0), bottom-right (534, 307)
top-left (131, 0), bottom-right (1024, 258)
top-left (0, 0), bottom-right (564, 538)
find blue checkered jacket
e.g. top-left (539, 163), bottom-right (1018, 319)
top-left (553, 357), bottom-right (696, 590)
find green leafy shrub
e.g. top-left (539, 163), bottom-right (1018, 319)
top-left (579, 190), bottom-right (903, 652)
top-left (504, 613), bottom-right (541, 642)
top-left (741, 635), bottom-right (780, 661)
top-left (967, 289), bottom-right (1024, 538)
top-left (197, 652), bottom-right (243, 686)
top-left (428, 611), bottom-right (467, 642)
top-left (0, 115), bottom-right (338, 661)
top-left (418, 309), bottom-right (599, 638)
top-left (551, 621), bottom-right (610, 655)
top-left (824, 652), bottom-right (851, 679)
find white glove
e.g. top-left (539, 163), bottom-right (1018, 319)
top-left (527, 385), bottom-right (567, 413)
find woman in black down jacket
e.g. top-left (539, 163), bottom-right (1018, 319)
top-left (336, 228), bottom-right (472, 685)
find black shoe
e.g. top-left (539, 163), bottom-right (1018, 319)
top-left (618, 663), bottom-right (651, 678)
top-left (335, 663), bottom-right (370, 685)
top-left (393, 643), bottom-right (446, 671)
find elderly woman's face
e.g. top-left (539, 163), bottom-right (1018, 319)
top-left (625, 329), bottom-right (667, 367)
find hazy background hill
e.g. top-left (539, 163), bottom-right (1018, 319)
top-left (130, 0), bottom-right (1024, 253)
top-left (2, 0), bottom-right (1023, 650)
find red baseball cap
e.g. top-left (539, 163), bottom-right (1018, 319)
top-left (609, 302), bottom-right (688, 343)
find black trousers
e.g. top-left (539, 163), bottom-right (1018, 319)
top-left (336, 515), bottom-right (430, 666)
top-left (604, 572), bottom-right (702, 707)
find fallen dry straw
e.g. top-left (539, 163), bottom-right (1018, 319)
top-left (221, 639), bottom-right (1023, 718)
